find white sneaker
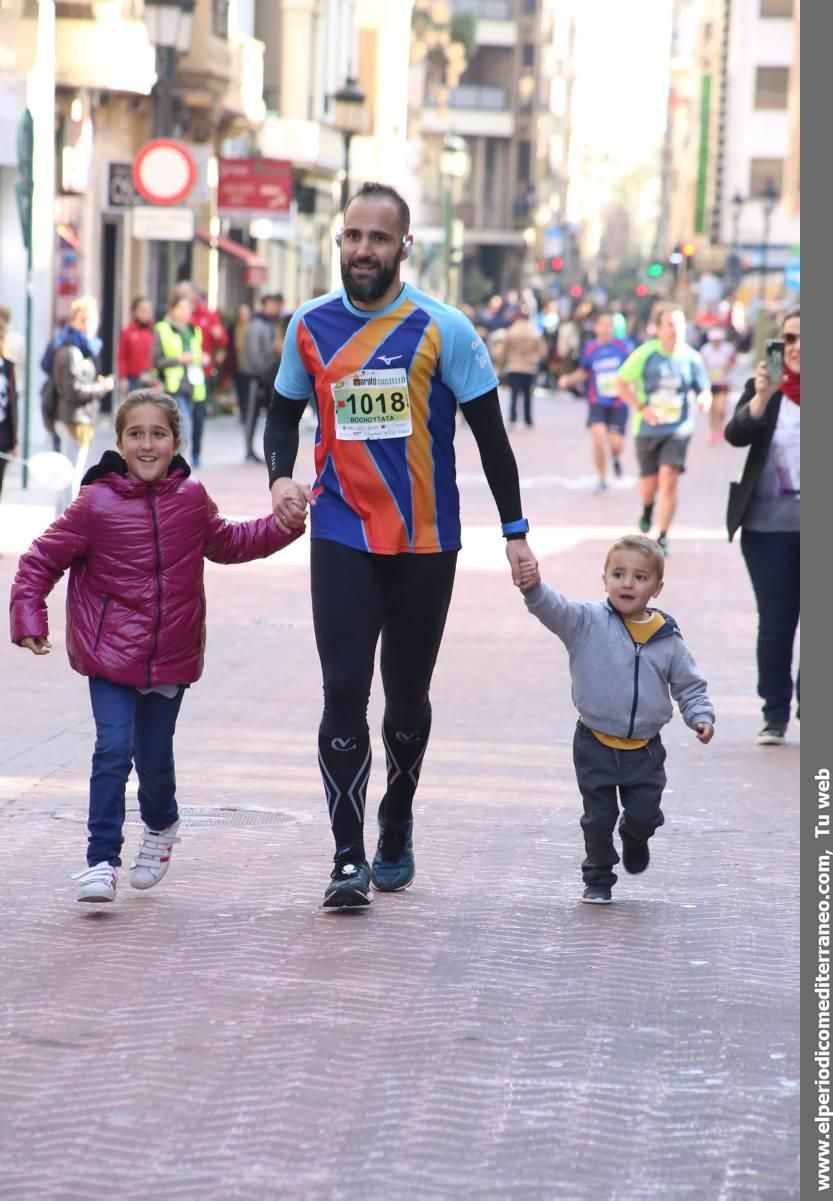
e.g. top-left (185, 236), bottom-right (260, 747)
top-left (73, 861), bottom-right (118, 903)
top-left (129, 820), bottom-right (181, 891)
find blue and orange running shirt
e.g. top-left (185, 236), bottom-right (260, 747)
top-left (276, 283), bottom-right (498, 555)
top-left (579, 338), bottom-right (633, 406)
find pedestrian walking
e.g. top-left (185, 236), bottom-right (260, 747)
top-left (52, 296), bottom-right (114, 503)
top-left (117, 296), bottom-right (155, 397)
top-left (9, 390), bottom-right (302, 905)
top-left (0, 313), bottom-right (18, 503)
top-left (616, 304), bottom-right (712, 555)
top-left (725, 308), bottom-right (800, 746)
top-left (152, 294), bottom-right (205, 465)
top-left (519, 534), bottom-right (715, 904)
top-left (559, 311), bottom-right (632, 492)
top-left (243, 293), bottom-right (283, 462)
top-left (229, 302), bottom-right (252, 425)
top-left (264, 181), bottom-right (537, 909)
top-left (700, 326), bottom-right (736, 444)
top-left (503, 306), bottom-right (546, 428)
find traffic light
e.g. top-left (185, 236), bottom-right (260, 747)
top-left (646, 261), bottom-right (664, 278)
top-left (682, 241), bottom-right (696, 272)
top-left (550, 256), bottom-right (564, 272)
top-left (569, 284), bottom-right (583, 299)
top-left (634, 283), bottom-right (649, 297)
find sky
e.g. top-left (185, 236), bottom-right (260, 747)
top-left (569, 0), bottom-right (672, 169)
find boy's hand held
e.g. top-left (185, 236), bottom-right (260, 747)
top-left (20, 636), bottom-right (51, 656)
top-left (695, 722), bottom-right (714, 744)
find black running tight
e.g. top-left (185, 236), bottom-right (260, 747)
top-left (310, 538), bottom-right (457, 860)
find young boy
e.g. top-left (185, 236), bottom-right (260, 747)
top-left (519, 535), bottom-right (715, 904)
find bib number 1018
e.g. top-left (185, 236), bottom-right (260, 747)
top-left (342, 391), bottom-right (407, 416)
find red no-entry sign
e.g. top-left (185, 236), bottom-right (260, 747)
top-left (132, 139), bottom-right (197, 206)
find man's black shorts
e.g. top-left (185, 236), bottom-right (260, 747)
top-left (586, 402), bottom-right (628, 434)
top-left (635, 433), bottom-right (691, 477)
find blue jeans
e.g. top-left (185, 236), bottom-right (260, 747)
top-left (740, 528), bottom-right (800, 725)
top-left (174, 393), bottom-right (194, 461)
top-left (87, 678), bottom-right (184, 866)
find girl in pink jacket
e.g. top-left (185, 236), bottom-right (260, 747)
top-left (10, 390), bottom-right (303, 904)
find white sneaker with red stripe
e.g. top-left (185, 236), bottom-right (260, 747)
top-left (73, 861), bottom-right (118, 903)
top-left (129, 820), bottom-right (181, 891)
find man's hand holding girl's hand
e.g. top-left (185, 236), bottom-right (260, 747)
top-left (270, 477), bottom-right (316, 535)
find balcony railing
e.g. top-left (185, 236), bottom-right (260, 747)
top-left (448, 0), bottom-right (513, 17)
top-left (426, 84), bottom-right (508, 110)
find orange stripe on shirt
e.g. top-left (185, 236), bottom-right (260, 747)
top-left (405, 321), bottom-right (442, 551)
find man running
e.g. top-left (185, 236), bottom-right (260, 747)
top-left (616, 305), bottom-right (711, 554)
top-left (264, 182), bottom-right (537, 909)
top-left (559, 311), bottom-right (632, 492)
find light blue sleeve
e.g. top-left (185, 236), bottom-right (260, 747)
top-left (435, 308), bottom-right (499, 404)
top-left (275, 310), bottom-right (314, 400)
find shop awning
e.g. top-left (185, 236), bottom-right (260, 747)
top-left (196, 227), bottom-right (267, 270)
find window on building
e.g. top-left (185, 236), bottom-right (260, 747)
top-left (212, 0), bottom-right (229, 38)
top-left (522, 44), bottom-right (535, 68)
top-left (754, 66), bottom-right (789, 109)
top-left (760, 0), bottom-right (793, 16)
top-left (749, 158), bottom-right (784, 197)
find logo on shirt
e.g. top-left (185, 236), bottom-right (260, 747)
top-left (377, 354), bottom-right (402, 366)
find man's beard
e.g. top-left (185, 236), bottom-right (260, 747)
top-left (341, 255), bottom-right (399, 304)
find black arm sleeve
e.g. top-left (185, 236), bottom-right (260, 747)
top-left (263, 390), bottom-right (309, 486)
top-left (460, 388), bottom-right (525, 534)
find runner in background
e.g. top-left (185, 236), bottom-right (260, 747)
top-left (700, 326), bottom-right (736, 444)
top-left (559, 312), bottom-right (632, 493)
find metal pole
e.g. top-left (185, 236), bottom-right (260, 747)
top-left (340, 130), bottom-right (352, 213)
top-left (153, 44), bottom-right (176, 314)
top-left (22, 245), bottom-right (33, 489)
top-left (442, 183), bottom-right (451, 303)
top-left (759, 205), bottom-right (771, 302)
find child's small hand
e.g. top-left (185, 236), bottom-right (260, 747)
top-left (518, 563), bottom-right (541, 594)
top-left (695, 722), bottom-right (714, 744)
top-left (20, 636), bottom-right (51, 656)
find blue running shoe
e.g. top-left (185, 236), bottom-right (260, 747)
top-left (323, 858), bottom-right (372, 909)
top-left (371, 818), bottom-right (415, 892)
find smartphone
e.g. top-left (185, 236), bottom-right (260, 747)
top-left (765, 339), bottom-right (785, 386)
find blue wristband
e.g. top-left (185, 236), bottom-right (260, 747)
top-left (501, 518), bottom-right (529, 537)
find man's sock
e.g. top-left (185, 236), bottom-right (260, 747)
top-left (379, 707), bottom-right (432, 826)
top-left (317, 725), bottom-right (371, 862)
top-left (642, 502), bottom-right (654, 524)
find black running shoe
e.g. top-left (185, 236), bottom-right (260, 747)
top-left (582, 883), bottom-right (613, 904)
top-left (371, 818), bottom-right (415, 892)
top-left (638, 512), bottom-right (652, 534)
top-left (323, 858), bottom-right (373, 909)
top-left (622, 842), bottom-right (650, 874)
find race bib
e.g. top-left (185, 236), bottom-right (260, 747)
top-left (332, 369), bottom-right (412, 441)
top-left (650, 386), bottom-right (683, 424)
top-left (596, 370), bottom-right (619, 399)
top-left (186, 364), bottom-right (205, 387)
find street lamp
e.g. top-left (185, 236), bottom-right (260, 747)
top-left (143, 0), bottom-right (195, 314)
top-left (731, 192), bottom-right (745, 252)
top-left (440, 135), bottom-right (469, 304)
top-left (333, 76), bottom-right (367, 212)
top-left (759, 178), bottom-right (779, 301)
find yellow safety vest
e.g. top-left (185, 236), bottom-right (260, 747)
top-left (155, 320), bottom-right (206, 401)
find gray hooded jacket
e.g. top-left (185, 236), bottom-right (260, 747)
top-left (524, 584), bottom-right (715, 740)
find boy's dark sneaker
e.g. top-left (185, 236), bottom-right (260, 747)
top-left (622, 842), bottom-right (650, 874)
top-left (371, 818), bottom-right (415, 892)
top-left (756, 723), bottom-right (787, 746)
top-left (323, 859), bottom-right (373, 909)
top-left (582, 883), bottom-right (613, 904)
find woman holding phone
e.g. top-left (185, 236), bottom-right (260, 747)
top-left (725, 308), bottom-right (800, 746)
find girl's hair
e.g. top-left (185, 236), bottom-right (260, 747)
top-left (115, 390), bottom-right (181, 444)
top-left (604, 534), bottom-right (665, 580)
top-left (782, 307), bottom-right (800, 328)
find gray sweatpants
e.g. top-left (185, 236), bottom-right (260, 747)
top-left (572, 720), bottom-right (667, 888)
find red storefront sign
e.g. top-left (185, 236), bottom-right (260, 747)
top-left (217, 157), bottom-right (292, 218)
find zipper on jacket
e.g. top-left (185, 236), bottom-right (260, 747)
top-left (626, 643), bottom-right (642, 739)
top-left (93, 597), bottom-right (110, 650)
top-left (147, 487), bottom-right (162, 687)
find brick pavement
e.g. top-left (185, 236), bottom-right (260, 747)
top-left (0, 389), bottom-right (799, 1200)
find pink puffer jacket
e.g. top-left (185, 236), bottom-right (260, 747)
top-left (10, 452), bottom-right (302, 688)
